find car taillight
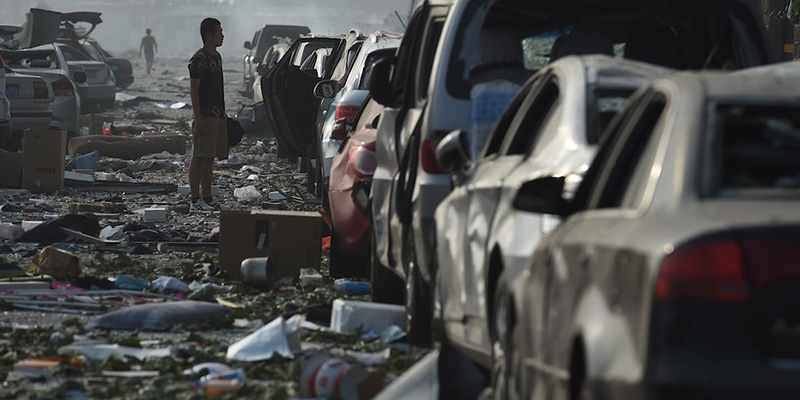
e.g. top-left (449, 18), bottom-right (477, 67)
top-left (34, 81), bottom-right (49, 99)
top-left (0, 55), bottom-right (5, 68)
top-left (349, 146), bottom-right (376, 178)
top-left (122, 62), bottom-right (132, 74)
top-left (52, 77), bottom-right (74, 96)
top-left (741, 235), bottom-right (800, 292)
top-left (331, 118), bottom-right (349, 140)
top-left (421, 138), bottom-right (446, 173)
top-left (335, 104), bottom-right (359, 121)
top-left (108, 65), bottom-right (115, 83)
top-left (655, 237), bottom-right (749, 302)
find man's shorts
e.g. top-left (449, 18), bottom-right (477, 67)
top-left (145, 52), bottom-right (154, 63)
top-left (192, 117), bottom-right (228, 160)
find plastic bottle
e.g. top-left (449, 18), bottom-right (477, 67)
top-left (333, 279), bottom-right (371, 295)
top-left (0, 223), bottom-right (25, 241)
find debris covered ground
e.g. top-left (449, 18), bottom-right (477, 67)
top-left (0, 56), bottom-right (429, 399)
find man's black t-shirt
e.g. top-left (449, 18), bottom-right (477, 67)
top-left (188, 48), bottom-right (225, 118)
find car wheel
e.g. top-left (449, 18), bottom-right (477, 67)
top-left (329, 228), bottom-right (368, 279)
top-left (404, 230), bottom-right (432, 347)
top-left (490, 271), bottom-right (519, 400)
top-left (370, 221), bottom-right (403, 305)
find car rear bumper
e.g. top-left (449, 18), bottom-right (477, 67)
top-left (0, 120), bottom-right (11, 139)
top-left (115, 76), bottom-right (134, 88)
top-left (83, 83), bottom-right (116, 101)
top-left (641, 301), bottom-right (800, 400)
top-left (10, 110), bottom-right (53, 132)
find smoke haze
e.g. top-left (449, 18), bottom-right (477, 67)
top-left (0, 0), bottom-right (412, 58)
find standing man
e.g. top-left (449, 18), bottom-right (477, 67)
top-left (188, 18), bottom-right (227, 212)
top-left (139, 28), bottom-right (158, 75)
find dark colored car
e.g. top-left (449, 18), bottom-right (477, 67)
top-left (243, 25), bottom-right (310, 97)
top-left (327, 96), bottom-right (382, 278)
top-left (261, 35), bottom-right (346, 159)
top-left (84, 38), bottom-right (133, 89)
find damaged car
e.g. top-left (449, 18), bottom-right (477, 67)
top-left (58, 12), bottom-right (133, 90)
top-left (314, 33), bottom-right (400, 202)
top-left (243, 24), bottom-right (310, 98)
top-left (0, 44), bottom-right (84, 137)
top-left (326, 96), bottom-right (383, 278)
top-left (261, 35), bottom-right (346, 161)
top-left (369, 0), bottom-right (776, 351)
top-left (435, 54), bottom-right (672, 397)
top-left (513, 68), bottom-right (800, 400)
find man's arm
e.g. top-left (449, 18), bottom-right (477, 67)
top-left (190, 78), bottom-right (205, 133)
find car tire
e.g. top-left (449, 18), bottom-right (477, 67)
top-left (370, 221), bottom-right (404, 305)
top-left (490, 271), bottom-right (519, 400)
top-left (404, 230), bottom-right (432, 347)
top-left (329, 228), bottom-right (368, 279)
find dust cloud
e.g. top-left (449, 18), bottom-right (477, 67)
top-left (0, 0), bottom-right (411, 58)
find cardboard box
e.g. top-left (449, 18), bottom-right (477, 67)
top-left (219, 210), bottom-right (322, 281)
top-left (79, 114), bottom-right (114, 136)
top-left (0, 150), bottom-right (23, 188)
top-left (22, 130), bottom-right (67, 193)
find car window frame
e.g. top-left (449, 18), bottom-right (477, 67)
top-left (590, 91), bottom-right (667, 209)
top-left (498, 73), bottom-right (560, 156)
top-left (479, 74), bottom-right (539, 159)
top-left (415, 11), bottom-right (448, 105)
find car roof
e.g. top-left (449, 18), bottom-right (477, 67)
top-left (668, 70), bottom-right (800, 103)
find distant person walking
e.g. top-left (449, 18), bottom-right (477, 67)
top-left (139, 28), bottom-right (158, 75)
top-left (187, 18), bottom-right (226, 212)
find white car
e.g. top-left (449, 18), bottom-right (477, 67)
top-left (4, 69), bottom-right (52, 150)
top-left (55, 42), bottom-right (114, 111)
top-left (435, 55), bottom-right (671, 394)
top-left (513, 68), bottom-right (800, 400)
top-left (0, 44), bottom-right (84, 136)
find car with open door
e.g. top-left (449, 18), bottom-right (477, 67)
top-left (243, 24), bottom-right (310, 98)
top-left (261, 35), bottom-right (345, 163)
top-left (513, 68), bottom-right (800, 400)
top-left (83, 38), bottom-right (134, 89)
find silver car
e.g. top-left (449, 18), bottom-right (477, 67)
top-left (434, 55), bottom-right (671, 388)
top-left (513, 69), bottom-right (800, 399)
top-left (0, 44), bottom-right (83, 136)
top-left (55, 42), bottom-right (114, 110)
top-left (5, 69), bottom-right (52, 149)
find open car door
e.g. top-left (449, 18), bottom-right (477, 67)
top-left (262, 36), bottom-right (345, 157)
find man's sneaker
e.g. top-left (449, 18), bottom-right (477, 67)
top-left (204, 198), bottom-right (219, 208)
top-left (190, 198), bottom-right (215, 212)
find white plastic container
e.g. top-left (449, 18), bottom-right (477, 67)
top-left (330, 299), bottom-right (405, 333)
top-left (299, 268), bottom-right (322, 290)
top-left (0, 222), bottom-right (24, 240)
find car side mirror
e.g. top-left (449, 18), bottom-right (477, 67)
top-left (244, 41), bottom-right (252, 50)
top-left (513, 176), bottom-right (569, 215)
top-left (72, 71), bottom-right (87, 84)
top-left (436, 129), bottom-right (470, 173)
top-left (369, 55), bottom-right (396, 106)
top-left (313, 79), bottom-right (339, 99)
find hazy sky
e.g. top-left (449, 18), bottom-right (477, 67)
top-left (0, 0), bottom-right (412, 58)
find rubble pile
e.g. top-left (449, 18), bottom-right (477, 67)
top-left (0, 57), bottom-right (428, 399)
